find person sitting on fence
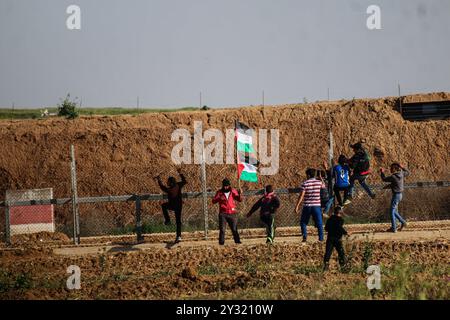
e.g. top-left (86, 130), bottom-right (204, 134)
top-left (348, 142), bottom-right (376, 200)
top-left (380, 163), bottom-right (410, 233)
top-left (323, 206), bottom-right (349, 271)
top-left (295, 168), bottom-right (325, 242)
top-left (246, 185), bottom-right (280, 244)
top-left (332, 155), bottom-right (352, 207)
top-left (212, 178), bottom-right (243, 245)
top-left (155, 168), bottom-right (187, 243)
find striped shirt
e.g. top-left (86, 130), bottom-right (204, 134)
top-left (300, 178), bottom-right (324, 207)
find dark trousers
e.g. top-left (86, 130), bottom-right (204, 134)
top-left (349, 174), bottom-right (374, 198)
top-left (261, 213), bottom-right (275, 241)
top-left (219, 213), bottom-right (241, 245)
top-left (161, 202), bottom-right (182, 237)
top-left (334, 185), bottom-right (350, 206)
top-left (323, 237), bottom-right (346, 266)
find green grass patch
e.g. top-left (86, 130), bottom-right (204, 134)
top-left (293, 264), bottom-right (323, 275)
top-left (0, 106), bottom-right (201, 120)
top-left (0, 269), bottom-right (33, 292)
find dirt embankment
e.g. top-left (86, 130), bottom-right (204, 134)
top-left (0, 92), bottom-right (449, 199)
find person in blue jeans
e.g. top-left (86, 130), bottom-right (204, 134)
top-left (348, 142), bottom-right (376, 200)
top-left (380, 163), bottom-right (410, 232)
top-left (295, 168), bottom-right (325, 242)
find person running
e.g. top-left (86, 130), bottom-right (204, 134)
top-left (323, 206), bottom-right (349, 271)
top-left (246, 185), bottom-right (280, 244)
top-left (295, 168), bottom-right (325, 242)
top-left (155, 169), bottom-right (187, 243)
top-left (380, 163), bottom-right (410, 232)
top-left (348, 142), bottom-right (376, 200)
top-left (212, 178), bottom-right (243, 245)
top-left (332, 155), bottom-right (352, 206)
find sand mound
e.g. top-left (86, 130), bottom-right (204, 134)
top-left (0, 92), bottom-right (449, 200)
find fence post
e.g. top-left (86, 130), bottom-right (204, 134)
top-left (70, 144), bottom-right (80, 245)
top-left (5, 201), bottom-right (11, 245)
top-left (135, 195), bottom-right (143, 242)
top-left (200, 138), bottom-right (209, 240)
top-left (328, 129), bottom-right (334, 169)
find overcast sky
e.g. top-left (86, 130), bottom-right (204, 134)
top-left (1, 0), bottom-right (449, 108)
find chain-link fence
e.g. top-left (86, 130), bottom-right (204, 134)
top-left (2, 180), bottom-right (449, 245)
top-left (1, 141), bottom-right (449, 245)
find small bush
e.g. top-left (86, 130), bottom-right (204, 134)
top-left (57, 94), bottom-right (79, 119)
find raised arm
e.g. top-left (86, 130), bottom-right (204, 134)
top-left (157, 177), bottom-right (169, 193)
top-left (178, 173), bottom-right (187, 187)
top-left (380, 169), bottom-right (395, 183)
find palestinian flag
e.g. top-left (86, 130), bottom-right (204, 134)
top-left (235, 121), bottom-right (258, 182)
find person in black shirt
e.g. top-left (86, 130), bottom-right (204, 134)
top-left (155, 168), bottom-right (187, 243)
top-left (246, 185), bottom-right (280, 244)
top-left (348, 142), bottom-right (376, 200)
top-left (323, 206), bottom-right (349, 271)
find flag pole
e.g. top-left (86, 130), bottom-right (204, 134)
top-left (235, 120), bottom-right (241, 189)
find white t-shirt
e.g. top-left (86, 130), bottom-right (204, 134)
top-left (224, 191), bottom-right (231, 200)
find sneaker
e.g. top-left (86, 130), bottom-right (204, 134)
top-left (175, 236), bottom-right (182, 243)
top-left (164, 220), bottom-right (171, 226)
top-left (266, 238), bottom-right (273, 244)
top-left (386, 227), bottom-right (397, 233)
top-left (235, 240), bottom-right (242, 244)
top-left (343, 199), bottom-right (352, 206)
top-left (370, 194), bottom-right (376, 200)
top-left (302, 238), bottom-right (307, 243)
top-left (323, 263), bottom-right (329, 271)
top-left (398, 223), bottom-right (407, 231)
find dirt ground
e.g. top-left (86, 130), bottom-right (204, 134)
top-left (0, 220), bottom-right (448, 300)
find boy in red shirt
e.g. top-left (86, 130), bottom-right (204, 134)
top-left (212, 178), bottom-right (243, 245)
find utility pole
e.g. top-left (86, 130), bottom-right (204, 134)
top-left (327, 88), bottom-right (330, 101)
top-left (70, 145), bottom-right (80, 245)
top-left (137, 96), bottom-right (140, 110)
top-left (199, 92), bottom-right (202, 109)
top-left (398, 83), bottom-right (402, 115)
top-left (262, 90), bottom-right (265, 107)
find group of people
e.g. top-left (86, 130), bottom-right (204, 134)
top-left (155, 142), bottom-right (410, 270)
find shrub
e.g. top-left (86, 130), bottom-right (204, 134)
top-left (57, 94), bottom-right (79, 119)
